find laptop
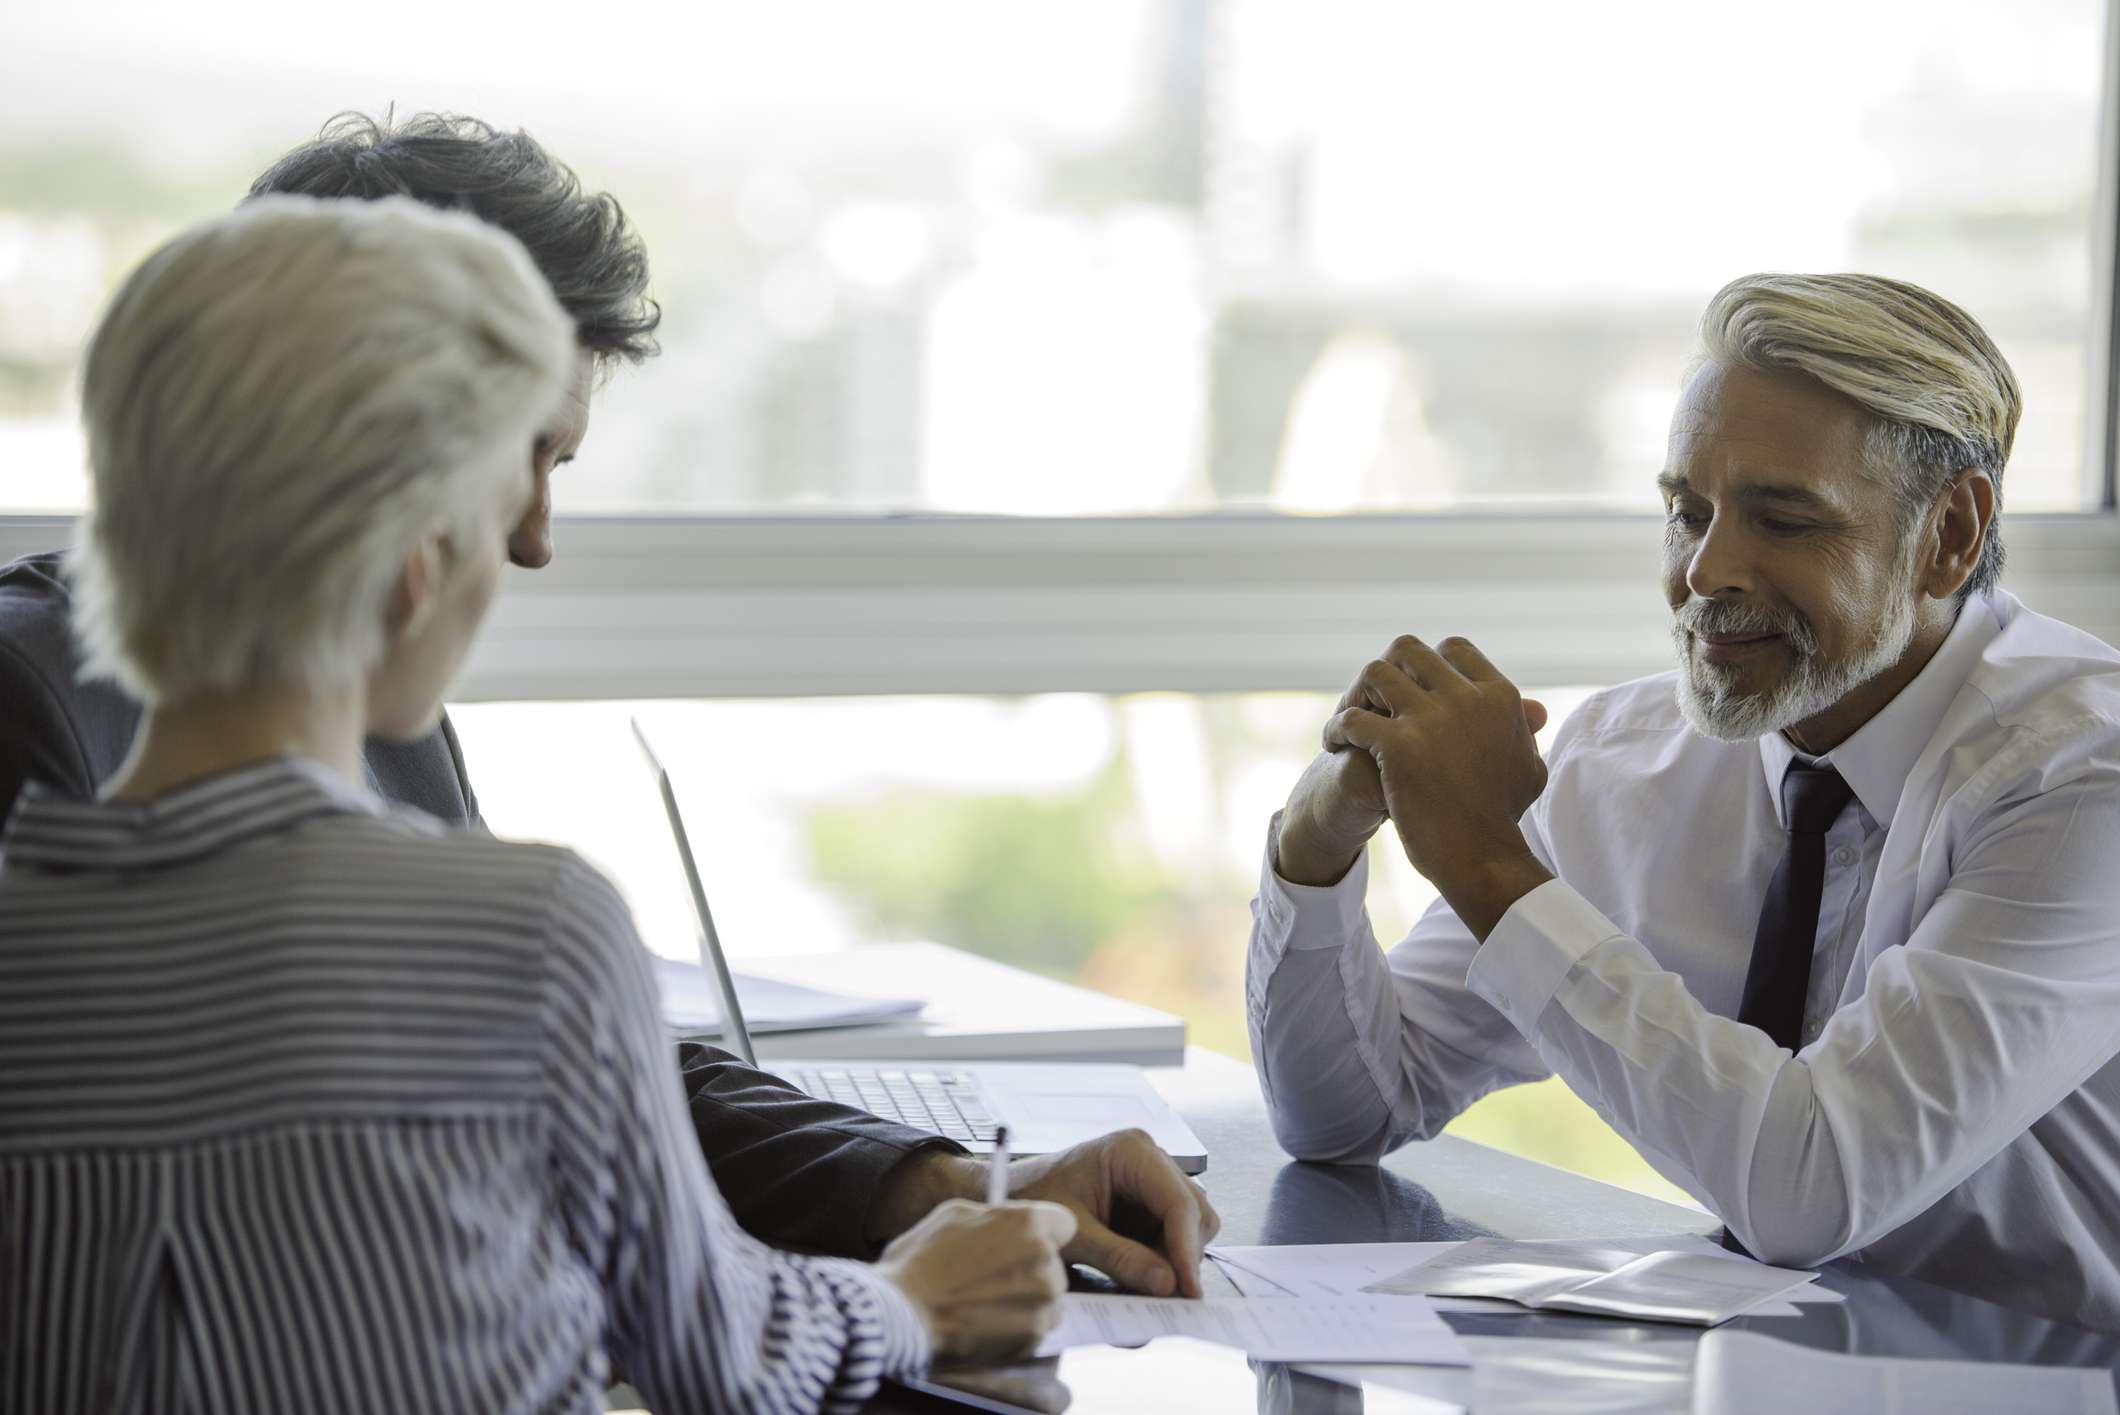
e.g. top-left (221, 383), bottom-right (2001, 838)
top-left (632, 720), bottom-right (1207, 1174)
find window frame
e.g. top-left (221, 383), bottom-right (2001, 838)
top-left (5, 511), bottom-right (2117, 700)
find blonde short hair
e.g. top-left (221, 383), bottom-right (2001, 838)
top-left (1700, 273), bottom-right (2022, 599)
top-left (72, 195), bottom-right (574, 704)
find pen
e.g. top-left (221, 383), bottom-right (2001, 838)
top-left (986, 1124), bottom-right (1011, 1206)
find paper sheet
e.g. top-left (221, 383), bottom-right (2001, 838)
top-left (1210, 1237), bottom-right (1843, 1315)
top-left (1209, 1242), bottom-right (1449, 1298)
top-left (1035, 1294), bottom-right (1471, 1366)
top-left (1548, 1251), bottom-right (1815, 1324)
top-left (1694, 1329), bottom-right (2119, 1415)
top-left (1370, 1238), bottom-right (1666, 1307)
top-left (651, 955), bottom-right (924, 1035)
top-left (1365, 1237), bottom-right (1815, 1325)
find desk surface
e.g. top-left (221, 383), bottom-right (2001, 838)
top-left (884, 1048), bottom-right (2120, 1413)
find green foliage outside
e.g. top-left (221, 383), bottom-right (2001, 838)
top-left (1441, 1078), bottom-right (1697, 1208)
top-left (807, 760), bottom-right (1162, 981)
top-left (0, 143), bottom-right (237, 222)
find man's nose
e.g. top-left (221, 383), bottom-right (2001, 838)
top-left (509, 474), bottom-right (555, 569)
top-left (1684, 514), bottom-right (1754, 601)
top-left (508, 512), bottom-right (553, 570)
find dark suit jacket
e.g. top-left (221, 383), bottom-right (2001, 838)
top-left (0, 549), bottom-right (955, 1258)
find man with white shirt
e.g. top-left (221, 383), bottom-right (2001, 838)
top-left (1249, 272), bottom-right (2120, 1332)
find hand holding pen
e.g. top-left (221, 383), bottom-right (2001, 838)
top-left (877, 1122), bottom-right (1077, 1360)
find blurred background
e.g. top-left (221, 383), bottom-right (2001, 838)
top-left (2, 0), bottom-right (2109, 1205)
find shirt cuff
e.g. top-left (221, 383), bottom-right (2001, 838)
top-left (867, 1265), bottom-right (933, 1377)
top-left (1254, 810), bottom-right (1372, 954)
top-left (1465, 879), bottom-right (1626, 1038)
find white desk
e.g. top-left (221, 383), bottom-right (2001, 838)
top-left (879, 1051), bottom-right (2120, 1413)
top-left (682, 941), bottom-right (1188, 1067)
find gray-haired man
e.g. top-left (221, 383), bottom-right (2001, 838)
top-left (1250, 274), bottom-right (2120, 1332)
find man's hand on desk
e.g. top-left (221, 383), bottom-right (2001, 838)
top-left (1321, 635), bottom-right (1555, 939)
top-left (869, 1130), bottom-right (1221, 1298)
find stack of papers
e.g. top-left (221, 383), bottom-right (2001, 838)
top-left (1363, 1237), bottom-right (1816, 1326)
top-left (1035, 1294), bottom-right (1469, 1367)
top-left (651, 955), bottom-right (924, 1035)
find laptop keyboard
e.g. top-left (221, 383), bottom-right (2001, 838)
top-left (783, 1066), bottom-right (1003, 1144)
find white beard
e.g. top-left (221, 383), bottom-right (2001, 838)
top-left (1673, 591), bottom-right (1918, 743)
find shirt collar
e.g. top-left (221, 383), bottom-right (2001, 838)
top-left (1, 755), bottom-right (389, 874)
top-left (1757, 594), bottom-right (2002, 830)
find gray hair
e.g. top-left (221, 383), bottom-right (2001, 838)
top-left (1699, 273), bottom-right (2022, 601)
top-left (72, 195), bottom-right (574, 705)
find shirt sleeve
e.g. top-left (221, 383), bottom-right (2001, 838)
top-left (674, 1042), bottom-right (965, 1258)
top-left (540, 854), bottom-right (928, 1415)
top-left (1246, 803), bottom-right (1553, 1164)
top-left (0, 562), bottom-right (101, 822)
top-left (1466, 724), bottom-right (2120, 1268)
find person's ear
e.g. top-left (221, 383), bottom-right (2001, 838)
top-left (1921, 469), bottom-right (1994, 601)
top-left (382, 535), bottom-right (444, 649)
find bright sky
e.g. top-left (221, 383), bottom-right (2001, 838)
top-left (2, 0), bottom-right (1147, 169)
top-left (0, 0), bottom-right (2103, 514)
top-left (9, 0), bottom-right (2098, 288)
top-left (1226, 0), bottom-right (2100, 295)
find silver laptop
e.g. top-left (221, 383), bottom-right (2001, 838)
top-left (633, 720), bottom-right (1207, 1174)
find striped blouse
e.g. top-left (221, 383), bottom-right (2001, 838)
top-left (0, 756), bottom-right (927, 1414)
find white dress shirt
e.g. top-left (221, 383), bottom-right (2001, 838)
top-left (1247, 591), bottom-right (2120, 1331)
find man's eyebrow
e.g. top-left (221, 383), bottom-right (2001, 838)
top-left (1734, 483), bottom-right (1832, 510)
top-left (1654, 472), bottom-right (1832, 510)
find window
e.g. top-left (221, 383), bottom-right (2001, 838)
top-left (0, 0), bottom-right (2111, 514)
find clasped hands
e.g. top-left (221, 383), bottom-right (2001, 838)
top-left (1277, 634), bottom-right (1556, 940)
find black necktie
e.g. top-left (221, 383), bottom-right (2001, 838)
top-left (1737, 763), bottom-right (1855, 1051)
top-left (1721, 762), bottom-right (1855, 1256)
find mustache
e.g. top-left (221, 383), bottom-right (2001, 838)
top-left (1672, 598), bottom-right (1819, 657)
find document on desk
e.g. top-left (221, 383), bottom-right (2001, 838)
top-left (651, 955), bottom-right (924, 1035)
top-left (1209, 1244), bottom-right (1454, 1298)
top-left (1211, 1237), bottom-right (1843, 1318)
top-left (1693, 1330), bottom-right (2118, 1415)
top-left (1363, 1237), bottom-right (1815, 1326)
top-left (1035, 1294), bottom-right (1470, 1366)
